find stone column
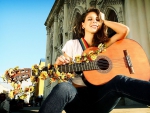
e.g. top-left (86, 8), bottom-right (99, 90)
top-left (45, 27), bottom-right (51, 65)
top-left (124, 0), bottom-right (141, 43)
top-left (63, 0), bottom-right (68, 44)
top-left (49, 33), bottom-right (53, 64)
top-left (52, 14), bottom-right (58, 64)
top-left (145, 0), bottom-right (150, 61)
top-left (125, 0), bottom-right (150, 61)
top-left (137, 0), bottom-right (150, 61)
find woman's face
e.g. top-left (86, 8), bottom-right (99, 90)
top-left (82, 12), bottom-right (103, 34)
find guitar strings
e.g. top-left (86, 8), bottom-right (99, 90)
top-left (59, 58), bottom-right (129, 73)
top-left (96, 58), bottom-right (128, 68)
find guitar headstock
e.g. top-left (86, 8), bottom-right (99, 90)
top-left (5, 68), bottom-right (31, 83)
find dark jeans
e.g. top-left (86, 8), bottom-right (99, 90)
top-left (39, 75), bottom-right (150, 113)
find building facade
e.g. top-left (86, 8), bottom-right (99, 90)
top-left (44, 0), bottom-right (150, 105)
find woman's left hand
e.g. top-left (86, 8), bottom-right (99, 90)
top-left (100, 12), bottom-right (105, 21)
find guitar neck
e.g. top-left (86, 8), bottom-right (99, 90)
top-left (58, 61), bottom-right (99, 73)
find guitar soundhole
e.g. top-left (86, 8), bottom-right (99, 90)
top-left (96, 55), bottom-right (112, 73)
top-left (97, 58), bottom-right (109, 70)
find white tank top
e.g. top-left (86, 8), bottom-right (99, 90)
top-left (62, 39), bottom-right (86, 86)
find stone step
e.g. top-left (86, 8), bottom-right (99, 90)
top-left (14, 105), bottom-right (150, 113)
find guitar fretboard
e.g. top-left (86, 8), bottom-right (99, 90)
top-left (58, 61), bottom-right (99, 73)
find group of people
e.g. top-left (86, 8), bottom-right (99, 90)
top-left (30, 95), bottom-right (43, 107)
top-left (0, 93), bottom-right (10, 113)
top-left (0, 92), bottom-right (27, 113)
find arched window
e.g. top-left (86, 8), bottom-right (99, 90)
top-left (73, 12), bottom-right (81, 39)
top-left (107, 10), bottom-right (118, 38)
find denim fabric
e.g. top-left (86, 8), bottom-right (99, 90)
top-left (39, 75), bottom-right (150, 113)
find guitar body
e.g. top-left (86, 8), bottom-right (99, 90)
top-left (83, 39), bottom-right (150, 85)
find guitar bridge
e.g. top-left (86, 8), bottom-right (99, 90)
top-left (123, 50), bottom-right (135, 74)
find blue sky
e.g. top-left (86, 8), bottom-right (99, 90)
top-left (0, 0), bottom-right (55, 88)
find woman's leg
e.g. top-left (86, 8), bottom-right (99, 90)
top-left (92, 75), bottom-right (150, 113)
top-left (64, 87), bottom-right (96, 113)
top-left (39, 75), bottom-right (150, 113)
top-left (38, 82), bottom-right (77, 113)
top-left (108, 75), bottom-right (150, 104)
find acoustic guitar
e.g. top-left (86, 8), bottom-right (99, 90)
top-left (52, 39), bottom-right (150, 86)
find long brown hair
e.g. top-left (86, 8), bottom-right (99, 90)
top-left (73, 7), bottom-right (110, 47)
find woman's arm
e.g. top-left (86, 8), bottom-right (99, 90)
top-left (104, 20), bottom-right (130, 47)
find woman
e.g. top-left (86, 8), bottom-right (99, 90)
top-left (39, 8), bottom-right (150, 113)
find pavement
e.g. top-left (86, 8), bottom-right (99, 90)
top-left (11, 107), bottom-right (39, 113)
top-left (12, 105), bottom-right (150, 113)
top-left (111, 105), bottom-right (150, 113)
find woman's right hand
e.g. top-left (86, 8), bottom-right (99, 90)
top-left (55, 54), bottom-right (70, 65)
